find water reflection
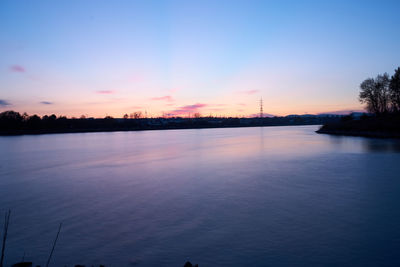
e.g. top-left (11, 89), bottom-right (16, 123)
top-left (0, 126), bottom-right (400, 267)
top-left (361, 138), bottom-right (400, 152)
top-left (327, 134), bottom-right (400, 153)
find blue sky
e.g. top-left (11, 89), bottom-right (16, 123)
top-left (1, 0), bottom-right (399, 117)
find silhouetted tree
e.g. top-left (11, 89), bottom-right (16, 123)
top-left (132, 111), bottom-right (142, 119)
top-left (22, 112), bottom-right (29, 121)
top-left (0, 111), bottom-right (23, 130)
top-left (26, 114), bottom-right (41, 129)
top-left (42, 114), bottom-right (56, 122)
top-left (359, 73), bottom-right (390, 114)
top-left (123, 113), bottom-right (129, 119)
top-left (0, 111), bottom-right (21, 120)
top-left (390, 67), bottom-right (400, 112)
top-left (0, 109), bottom-right (342, 134)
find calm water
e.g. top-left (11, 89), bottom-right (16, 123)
top-left (1, 125), bottom-right (400, 267)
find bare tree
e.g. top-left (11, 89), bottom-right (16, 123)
top-left (130, 111), bottom-right (142, 119)
top-left (359, 73), bottom-right (390, 114)
top-left (390, 67), bottom-right (400, 112)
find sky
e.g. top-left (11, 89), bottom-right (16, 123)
top-left (1, 0), bottom-right (400, 118)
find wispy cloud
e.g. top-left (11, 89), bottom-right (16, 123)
top-left (10, 65), bottom-right (25, 73)
top-left (180, 103), bottom-right (207, 110)
top-left (150, 95), bottom-right (174, 102)
top-left (168, 103), bottom-right (208, 116)
top-left (40, 101), bottom-right (53, 105)
top-left (0, 99), bottom-right (11, 106)
top-left (237, 103), bottom-right (246, 106)
top-left (239, 89), bottom-right (259, 95)
top-left (96, 90), bottom-right (115, 94)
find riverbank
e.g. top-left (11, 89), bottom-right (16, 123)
top-left (316, 115), bottom-right (400, 138)
top-left (0, 111), bottom-right (341, 136)
top-left (10, 262), bottom-right (196, 267)
top-left (0, 122), bottom-right (324, 136)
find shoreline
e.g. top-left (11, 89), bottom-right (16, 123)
top-left (316, 115), bottom-right (400, 139)
top-left (0, 111), bottom-right (342, 137)
top-left (0, 123), bottom-right (321, 136)
top-left (316, 128), bottom-right (400, 139)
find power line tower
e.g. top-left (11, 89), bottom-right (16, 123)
top-left (259, 97), bottom-right (263, 118)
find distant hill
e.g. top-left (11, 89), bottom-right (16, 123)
top-left (317, 109), bottom-right (365, 116)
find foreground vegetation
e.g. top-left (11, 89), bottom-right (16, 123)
top-left (318, 67), bottom-right (400, 138)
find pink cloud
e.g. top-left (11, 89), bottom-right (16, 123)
top-left (180, 103), bottom-right (207, 110)
top-left (168, 88), bottom-right (180, 94)
top-left (239, 90), bottom-right (259, 95)
top-left (10, 65), bottom-right (25, 73)
top-left (96, 90), bottom-right (115, 94)
top-left (150, 95), bottom-right (174, 102)
top-left (237, 103), bottom-right (246, 106)
top-left (168, 103), bottom-right (208, 116)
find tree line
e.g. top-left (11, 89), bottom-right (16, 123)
top-left (0, 110), bottom-right (342, 134)
top-left (359, 67), bottom-right (400, 114)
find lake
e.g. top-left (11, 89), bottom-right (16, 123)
top-left (1, 125), bottom-right (400, 266)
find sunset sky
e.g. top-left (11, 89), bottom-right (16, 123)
top-left (1, 0), bottom-right (400, 118)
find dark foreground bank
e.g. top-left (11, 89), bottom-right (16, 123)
top-left (10, 262), bottom-right (198, 267)
top-left (2, 210), bottom-right (199, 267)
top-left (0, 110), bottom-right (341, 135)
top-left (316, 114), bottom-right (400, 138)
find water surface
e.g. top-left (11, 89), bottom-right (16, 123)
top-left (1, 126), bottom-right (400, 266)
